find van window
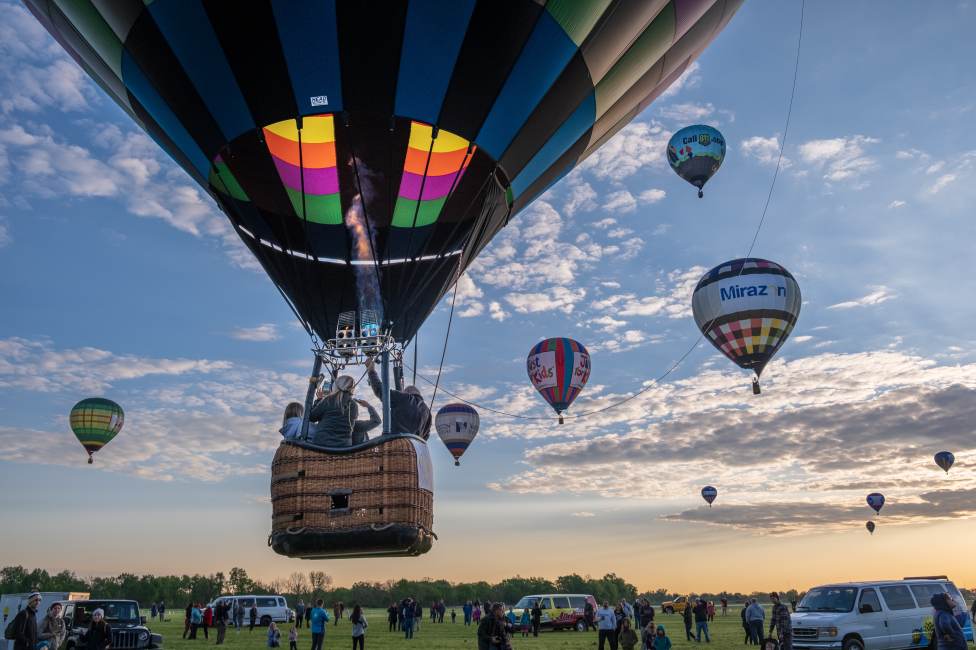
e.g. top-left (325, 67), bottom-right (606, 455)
top-left (946, 584), bottom-right (967, 609)
top-left (798, 587), bottom-right (857, 613)
top-left (514, 597), bottom-right (538, 609)
top-left (552, 597), bottom-right (571, 609)
top-left (277, 598), bottom-right (286, 607)
top-left (256, 598), bottom-right (278, 608)
top-left (538, 598), bottom-right (553, 609)
top-left (569, 597), bottom-right (588, 610)
top-left (859, 589), bottom-right (881, 614)
top-left (240, 599), bottom-right (255, 608)
top-left (910, 584), bottom-right (945, 607)
top-left (879, 586), bottom-right (917, 610)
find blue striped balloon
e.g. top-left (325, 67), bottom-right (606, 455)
top-left (701, 486), bottom-right (718, 506)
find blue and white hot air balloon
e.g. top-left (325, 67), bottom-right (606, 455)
top-left (701, 486), bottom-right (718, 507)
top-left (867, 492), bottom-right (885, 515)
top-left (435, 403), bottom-right (480, 466)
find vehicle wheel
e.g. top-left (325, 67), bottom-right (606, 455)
top-left (665, 607), bottom-right (674, 615)
top-left (842, 637), bottom-right (864, 650)
top-left (576, 620), bottom-right (586, 632)
top-left (260, 616), bottom-right (272, 627)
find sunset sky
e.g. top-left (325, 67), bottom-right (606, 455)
top-left (2, 0), bottom-right (976, 593)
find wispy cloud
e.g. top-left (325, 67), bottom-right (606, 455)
top-left (657, 102), bottom-right (715, 122)
top-left (740, 135), bottom-right (791, 168)
top-left (798, 135), bottom-right (879, 186)
top-left (927, 173), bottom-right (957, 194)
top-left (887, 200), bottom-right (907, 209)
top-left (827, 286), bottom-right (896, 310)
top-left (659, 61), bottom-right (701, 99)
top-left (230, 324), bottom-right (281, 342)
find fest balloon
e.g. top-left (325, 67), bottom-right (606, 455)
top-left (866, 521), bottom-right (875, 535)
top-left (667, 125), bottom-right (726, 197)
top-left (23, 0), bottom-right (744, 344)
top-left (701, 486), bottom-right (718, 507)
top-left (692, 258), bottom-right (802, 394)
top-left (435, 403), bottom-right (480, 466)
top-left (866, 492), bottom-right (885, 515)
top-left (527, 338), bottom-right (590, 424)
top-left (69, 398), bottom-right (124, 464)
top-left (934, 451), bottom-right (955, 474)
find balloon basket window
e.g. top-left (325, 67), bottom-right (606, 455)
top-left (269, 435), bottom-right (435, 559)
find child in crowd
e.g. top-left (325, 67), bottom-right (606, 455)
top-left (451, 609), bottom-right (457, 624)
top-left (519, 608), bottom-right (531, 638)
top-left (647, 624), bottom-right (672, 650)
top-left (287, 625), bottom-right (297, 650)
top-left (266, 622), bottom-right (280, 648)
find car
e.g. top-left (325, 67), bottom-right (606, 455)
top-left (58, 599), bottom-right (162, 650)
top-left (791, 576), bottom-right (973, 650)
top-left (212, 595), bottom-right (291, 626)
top-left (511, 594), bottom-right (598, 632)
top-left (661, 596), bottom-right (691, 615)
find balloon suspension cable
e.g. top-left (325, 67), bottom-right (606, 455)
top-left (397, 1), bottom-right (806, 421)
top-left (428, 270), bottom-right (461, 414)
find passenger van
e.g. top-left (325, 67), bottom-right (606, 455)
top-left (791, 577), bottom-right (972, 650)
top-left (213, 595), bottom-right (292, 626)
top-left (511, 594), bottom-right (598, 632)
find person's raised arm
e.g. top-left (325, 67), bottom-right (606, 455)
top-left (352, 400), bottom-right (381, 440)
top-left (365, 358), bottom-right (383, 400)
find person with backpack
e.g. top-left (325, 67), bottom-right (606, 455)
top-left (350, 605), bottom-right (367, 650)
top-left (5, 592), bottom-right (39, 650)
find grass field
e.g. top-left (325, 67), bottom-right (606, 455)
top-left (145, 607), bottom-right (764, 650)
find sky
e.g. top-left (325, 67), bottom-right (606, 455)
top-left (2, 1), bottom-right (976, 594)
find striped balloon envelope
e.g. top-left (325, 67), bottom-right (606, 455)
top-left (527, 337), bottom-right (590, 423)
top-left (701, 485), bottom-right (718, 506)
top-left (692, 258), bottom-right (801, 393)
top-left (435, 403), bottom-right (480, 466)
top-left (69, 398), bottom-right (125, 464)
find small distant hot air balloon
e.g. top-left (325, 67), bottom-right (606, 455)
top-left (867, 492), bottom-right (885, 515)
top-left (435, 403), bottom-right (480, 466)
top-left (69, 398), bottom-right (124, 464)
top-left (667, 125), bottom-right (726, 198)
top-left (701, 486), bottom-right (718, 507)
top-left (527, 338), bottom-right (590, 424)
top-left (934, 451), bottom-right (955, 474)
top-left (866, 521), bottom-right (875, 535)
top-left (692, 258), bottom-right (802, 394)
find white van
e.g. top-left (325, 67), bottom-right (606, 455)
top-left (791, 577), bottom-right (972, 650)
top-left (213, 595), bottom-right (292, 626)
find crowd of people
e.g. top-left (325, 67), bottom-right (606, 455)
top-left (279, 359), bottom-right (431, 447)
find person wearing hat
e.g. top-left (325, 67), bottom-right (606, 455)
top-left (309, 375), bottom-right (380, 447)
top-left (365, 358), bottom-right (431, 439)
top-left (82, 608), bottom-right (112, 650)
top-left (8, 592), bottom-right (40, 650)
top-left (768, 593), bottom-right (792, 650)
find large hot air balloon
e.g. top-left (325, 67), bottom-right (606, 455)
top-left (934, 451), bottom-right (955, 474)
top-left (667, 125), bottom-right (726, 197)
top-left (25, 0), bottom-right (742, 559)
top-left (865, 521), bottom-right (875, 535)
top-left (701, 486), bottom-right (718, 506)
top-left (69, 398), bottom-right (124, 464)
top-left (527, 338), bottom-right (591, 423)
top-left (867, 493), bottom-right (885, 515)
top-left (692, 258), bottom-right (802, 394)
top-left (435, 403), bottom-right (480, 466)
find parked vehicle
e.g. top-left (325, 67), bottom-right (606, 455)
top-left (511, 594), bottom-right (598, 632)
top-left (661, 596), bottom-right (691, 615)
top-left (59, 599), bottom-right (162, 650)
top-left (212, 595), bottom-right (291, 626)
top-left (791, 576), bottom-right (972, 650)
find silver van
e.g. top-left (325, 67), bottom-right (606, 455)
top-left (791, 577), bottom-right (972, 650)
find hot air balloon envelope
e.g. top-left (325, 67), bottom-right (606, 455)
top-left (435, 403), bottom-right (480, 466)
top-left (692, 258), bottom-right (802, 386)
top-left (701, 486), bottom-right (718, 505)
top-left (70, 398), bottom-right (124, 463)
top-left (934, 451), bottom-right (954, 474)
top-left (866, 492), bottom-right (885, 514)
top-left (527, 338), bottom-right (590, 420)
top-left (866, 521), bottom-right (875, 535)
top-left (668, 125), bottom-right (726, 197)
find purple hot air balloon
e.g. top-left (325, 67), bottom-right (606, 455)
top-left (934, 451), bottom-right (955, 474)
top-left (866, 493), bottom-right (885, 515)
top-left (701, 486), bottom-right (718, 507)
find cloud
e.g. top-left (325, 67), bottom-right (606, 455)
top-left (576, 121), bottom-right (671, 182)
top-left (488, 301), bottom-right (509, 322)
top-left (591, 266), bottom-right (705, 320)
top-left (741, 135), bottom-right (791, 168)
top-left (887, 200), bottom-right (906, 209)
top-left (230, 324), bottom-right (281, 342)
top-left (562, 177), bottom-right (597, 216)
top-left (0, 216), bottom-right (9, 247)
top-left (638, 189), bottom-right (667, 204)
top-left (927, 173), bottom-right (957, 194)
top-left (505, 286), bottom-right (586, 315)
top-left (792, 336), bottom-right (813, 343)
top-left (603, 190), bottom-right (637, 214)
top-left (572, 511), bottom-right (596, 518)
top-left (798, 135), bottom-right (879, 185)
top-left (827, 286), bottom-right (896, 310)
top-left (657, 102), bottom-right (715, 122)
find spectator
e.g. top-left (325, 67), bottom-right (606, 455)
top-left (37, 602), bottom-right (66, 650)
top-left (768, 593), bottom-right (792, 650)
top-left (619, 618), bottom-right (639, 650)
top-left (402, 597), bottom-right (415, 640)
top-left (597, 600), bottom-right (619, 650)
top-left (747, 599), bottom-right (765, 646)
top-left (506, 607), bottom-right (516, 628)
top-left (741, 602), bottom-right (752, 645)
top-left (203, 603), bottom-right (213, 640)
top-left (790, 597), bottom-right (797, 613)
top-left (682, 601), bottom-right (693, 641)
top-left (150, 603), bottom-right (158, 622)
top-left (473, 604), bottom-right (482, 625)
top-left (288, 625), bottom-right (297, 650)
top-left (234, 601), bottom-right (244, 633)
top-left (932, 593), bottom-right (966, 650)
top-left (413, 601), bottom-right (422, 632)
top-left (463, 602), bottom-right (473, 627)
top-left (183, 602), bottom-right (193, 639)
top-left (615, 603), bottom-right (626, 636)
top-left (451, 608), bottom-right (457, 624)
top-left (486, 603), bottom-right (511, 650)
top-left (214, 600), bottom-right (228, 645)
top-left (366, 358), bottom-right (431, 438)
top-left (249, 603), bottom-right (258, 632)
top-left (309, 599), bottom-right (329, 650)
top-left (649, 624), bottom-right (672, 650)
top-left (158, 602), bottom-right (166, 622)
top-left (295, 601), bottom-right (305, 630)
top-left (721, 598), bottom-right (729, 617)
top-left (387, 603), bottom-right (398, 633)
top-left (693, 599), bottom-right (710, 643)
top-left (530, 601), bottom-right (542, 638)
top-left (189, 603), bottom-right (203, 640)
top-left (639, 600), bottom-right (655, 633)
top-left (9, 593), bottom-right (39, 650)
top-left (333, 603), bottom-right (341, 628)
top-left (267, 622), bottom-right (281, 648)
top-left (519, 607), bottom-right (530, 638)
top-left (350, 605), bottom-right (367, 650)
top-left (707, 601), bottom-right (715, 622)
top-left (83, 608), bottom-right (112, 650)
top-left (280, 402), bottom-right (304, 439)
top-left (304, 603), bottom-right (311, 630)
top-left (585, 600), bottom-right (597, 631)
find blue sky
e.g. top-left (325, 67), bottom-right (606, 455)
top-left (3, 1), bottom-right (976, 592)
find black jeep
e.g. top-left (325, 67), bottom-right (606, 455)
top-left (59, 600), bottom-right (162, 650)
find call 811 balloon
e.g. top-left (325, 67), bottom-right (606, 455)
top-left (934, 451), bottom-right (954, 474)
top-left (692, 258), bottom-right (802, 394)
top-left (668, 125), bottom-right (726, 197)
top-left (527, 338), bottom-right (590, 424)
top-left (70, 397), bottom-right (124, 464)
top-left (867, 492), bottom-right (885, 514)
top-left (701, 486), bottom-right (718, 507)
top-left (435, 403), bottom-right (480, 466)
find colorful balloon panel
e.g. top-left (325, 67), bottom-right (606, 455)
top-left (692, 258), bottom-right (802, 378)
top-left (934, 451), bottom-right (954, 474)
top-left (527, 337), bottom-right (590, 415)
top-left (668, 124), bottom-right (726, 196)
top-left (23, 0), bottom-right (743, 343)
top-left (69, 398), bottom-right (124, 462)
top-left (701, 486), bottom-right (718, 505)
top-left (435, 403), bottom-right (480, 466)
top-left (866, 492), bottom-right (885, 514)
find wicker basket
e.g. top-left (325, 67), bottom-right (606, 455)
top-left (269, 434), bottom-right (435, 559)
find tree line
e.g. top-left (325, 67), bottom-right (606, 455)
top-left (3, 566), bottom-right (971, 610)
